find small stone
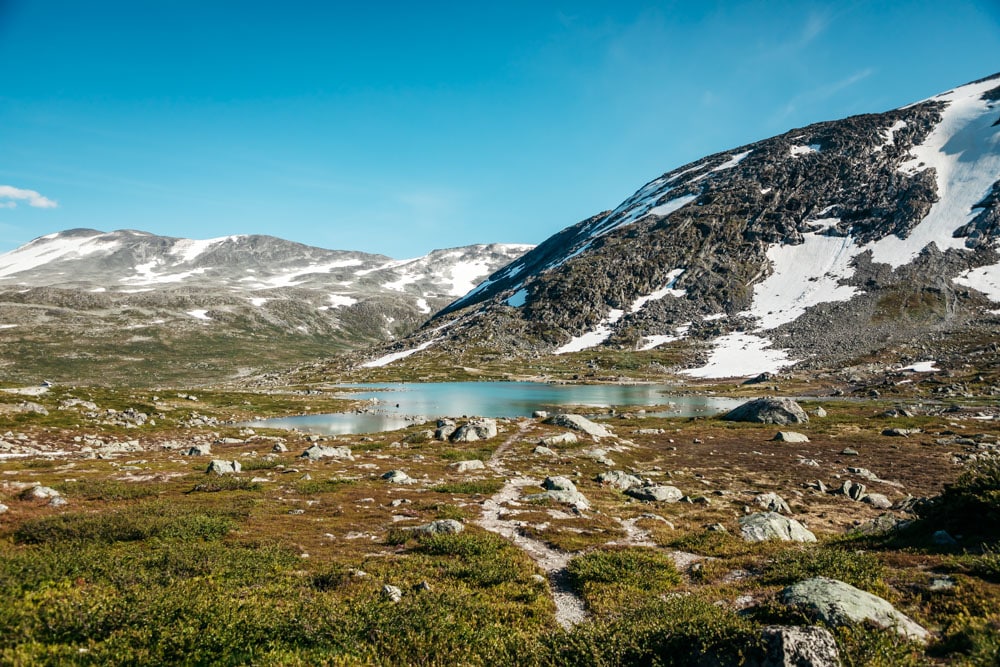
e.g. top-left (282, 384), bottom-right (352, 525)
top-left (272, 443), bottom-right (288, 453)
top-left (739, 512), bottom-right (816, 542)
top-left (413, 519), bottom-right (464, 535)
top-left (760, 626), bottom-right (840, 667)
top-left (625, 485), bottom-right (683, 503)
top-left (22, 485), bottom-right (61, 500)
top-left (812, 407), bottom-right (828, 418)
top-left (185, 444), bottom-right (212, 456)
top-left (540, 432), bottom-right (578, 447)
top-left (0, 503), bottom-right (8, 514)
top-left (206, 460), bottom-right (241, 475)
top-left (754, 492), bottom-right (792, 514)
top-left (595, 470), bottom-right (642, 490)
top-left (862, 493), bottom-right (893, 510)
top-left (381, 470), bottom-right (416, 484)
top-left (449, 459), bottom-right (486, 473)
top-left (382, 585), bottom-right (403, 603)
top-left (932, 530), bottom-right (958, 546)
top-left (48, 496), bottom-right (68, 508)
top-left (301, 444), bottom-right (354, 461)
top-left (532, 410), bottom-right (549, 419)
top-left (533, 445), bottom-right (557, 456)
top-left (840, 448), bottom-right (859, 456)
top-left (772, 431), bottom-right (810, 443)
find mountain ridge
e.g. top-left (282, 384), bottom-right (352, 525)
top-left (363, 72), bottom-right (1000, 377)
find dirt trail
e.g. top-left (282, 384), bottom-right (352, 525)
top-left (478, 420), bottom-right (589, 629)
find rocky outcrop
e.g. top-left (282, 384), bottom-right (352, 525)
top-left (543, 414), bottom-right (612, 438)
top-left (524, 476), bottom-right (591, 510)
top-left (300, 444), bottom-right (354, 461)
top-left (724, 398), bottom-right (809, 425)
top-left (781, 577), bottom-right (930, 642)
top-left (739, 512), bottom-right (816, 542)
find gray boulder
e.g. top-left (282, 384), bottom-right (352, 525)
top-left (300, 444), bottom-right (354, 461)
top-left (862, 493), bottom-right (893, 510)
top-left (412, 519), bottom-right (464, 535)
top-left (272, 442), bottom-right (289, 453)
top-left (739, 512), bottom-right (816, 542)
top-left (754, 492), bottom-right (792, 514)
top-left (841, 480), bottom-right (866, 501)
top-left (22, 485), bottom-right (61, 500)
top-left (543, 414), bottom-right (612, 438)
top-left (448, 459), bottom-right (486, 473)
top-left (781, 577), bottom-right (930, 642)
top-left (626, 484), bottom-right (683, 503)
top-left (0, 503), bottom-right (8, 514)
top-left (723, 398), bottom-right (809, 425)
top-left (533, 445), bottom-right (557, 456)
top-left (540, 432), bottom-right (579, 447)
top-left (524, 476), bottom-right (590, 509)
top-left (434, 419), bottom-right (457, 441)
top-left (596, 470), bottom-right (643, 490)
top-left (185, 444), bottom-right (212, 456)
top-left (772, 431), bottom-right (810, 443)
top-left (758, 625), bottom-right (840, 667)
top-left (382, 585), bottom-right (403, 602)
top-left (449, 419), bottom-right (498, 443)
top-left (206, 460), bottom-right (242, 475)
top-left (381, 470), bottom-right (417, 484)
top-left (532, 410), bottom-right (549, 419)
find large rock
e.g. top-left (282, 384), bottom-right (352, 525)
top-left (596, 470), bottom-right (643, 490)
top-left (524, 476), bottom-right (590, 509)
top-left (381, 470), bottom-right (417, 484)
top-left (21, 485), bottom-right (61, 500)
top-left (449, 419), bottom-right (498, 443)
top-left (739, 512), bottom-right (816, 542)
top-left (781, 577), bottom-right (930, 642)
top-left (626, 484), bottom-right (683, 503)
top-left (540, 432), bottom-right (579, 447)
top-left (0, 503), bottom-right (8, 514)
top-left (772, 431), bottom-right (810, 443)
top-left (758, 625), bottom-right (840, 667)
top-left (723, 398), bottom-right (809, 425)
top-left (543, 414), bottom-right (612, 438)
top-left (185, 443), bottom-right (212, 456)
top-left (449, 459), bottom-right (486, 473)
top-left (754, 492), bottom-right (792, 514)
top-left (300, 444), bottom-right (354, 461)
top-left (206, 460), bottom-right (242, 475)
top-left (412, 519), bottom-right (464, 535)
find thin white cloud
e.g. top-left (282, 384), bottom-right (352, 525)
top-left (0, 185), bottom-right (58, 209)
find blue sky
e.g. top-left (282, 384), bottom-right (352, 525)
top-left (1, 1), bottom-right (998, 258)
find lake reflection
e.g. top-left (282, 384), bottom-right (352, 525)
top-left (243, 382), bottom-right (743, 435)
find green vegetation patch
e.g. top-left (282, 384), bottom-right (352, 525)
top-left (431, 479), bottom-right (504, 495)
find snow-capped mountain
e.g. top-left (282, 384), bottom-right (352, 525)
top-left (0, 230), bottom-right (531, 383)
top-left (371, 72), bottom-right (1000, 377)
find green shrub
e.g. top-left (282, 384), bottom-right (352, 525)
top-left (189, 476), bottom-right (261, 493)
top-left (13, 503), bottom-right (236, 545)
top-left (763, 547), bottom-right (887, 594)
top-left (241, 457), bottom-right (280, 471)
top-left (921, 457), bottom-right (1000, 540)
top-left (292, 478), bottom-right (354, 494)
top-left (431, 479), bottom-right (504, 495)
top-left (55, 480), bottom-right (166, 501)
top-left (568, 547), bottom-right (681, 591)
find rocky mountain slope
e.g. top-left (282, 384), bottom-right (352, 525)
top-left (0, 230), bottom-right (531, 384)
top-left (373, 72), bottom-right (1000, 377)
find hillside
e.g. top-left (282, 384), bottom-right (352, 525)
top-left (363, 73), bottom-right (1000, 379)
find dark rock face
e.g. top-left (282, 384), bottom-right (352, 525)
top-left (723, 398), bottom-right (809, 425)
top-left (388, 73), bottom-right (1000, 374)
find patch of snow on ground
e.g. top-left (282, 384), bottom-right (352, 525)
top-left (681, 333), bottom-right (795, 378)
top-left (361, 339), bottom-right (437, 368)
top-left (711, 150), bottom-right (752, 172)
top-left (187, 310), bottom-right (212, 321)
top-left (703, 313), bottom-right (726, 321)
top-left (248, 297), bottom-right (268, 307)
top-left (954, 260), bottom-right (1000, 303)
top-left (415, 298), bottom-right (431, 314)
top-left (449, 259), bottom-right (491, 296)
top-left (554, 309), bottom-right (625, 355)
top-left (120, 266), bottom-right (208, 285)
top-left (646, 194), bottom-right (699, 218)
top-left (506, 289), bottom-right (528, 307)
top-left (327, 294), bottom-right (358, 308)
top-left (383, 273), bottom-right (419, 292)
top-left (0, 324), bottom-right (17, 329)
top-left (0, 233), bottom-right (118, 278)
top-left (629, 269), bottom-right (685, 313)
top-left (874, 120), bottom-right (908, 152)
top-left (807, 217), bottom-right (840, 230)
top-left (747, 232), bottom-right (863, 330)
top-left (638, 323), bottom-right (691, 351)
top-left (790, 144), bottom-right (821, 157)
top-left (170, 236), bottom-right (233, 263)
top-left (868, 78), bottom-right (1000, 268)
top-left (903, 360), bottom-right (939, 372)
top-left (90, 287), bottom-right (106, 293)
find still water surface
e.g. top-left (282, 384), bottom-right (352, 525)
top-left (244, 382), bottom-right (743, 435)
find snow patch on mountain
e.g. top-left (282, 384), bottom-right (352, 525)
top-left (555, 309), bottom-right (625, 354)
top-left (868, 77), bottom-right (1000, 268)
top-left (681, 333), bottom-right (795, 378)
top-left (955, 260), bottom-right (1000, 303)
top-left (361, 339), bottom-right (438, 368)
top-left (0, 233), bottom-right (118, 278)
top-left (747, 233), bottom-right (863, 330)
top-left (629, 269), bottom-right (686, 313)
